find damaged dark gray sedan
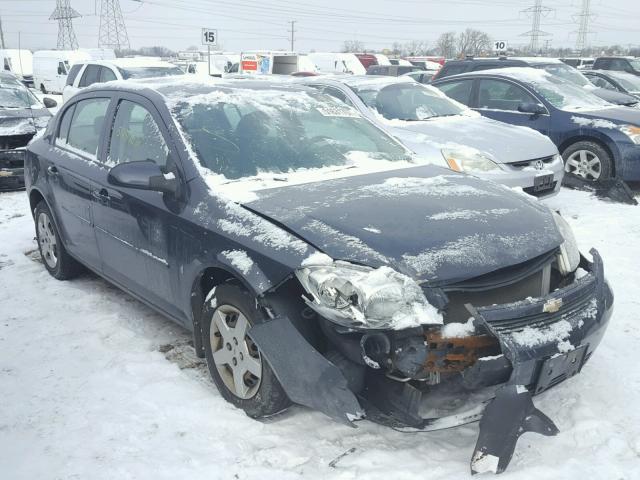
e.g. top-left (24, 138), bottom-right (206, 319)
top-left (25, 78), bottom-right (613, 475)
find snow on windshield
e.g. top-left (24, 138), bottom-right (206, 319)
top-left (166, 86), bottom-right (413, 182)
top-left (350, 81), bottom-right (467, 121)
top-left (484, 67), bottom-right (612, 111)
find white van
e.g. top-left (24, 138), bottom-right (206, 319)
top-left (307, 53), bottom-right (366, 75)
top-left (0, 49), bottom-right (34, 86)
top-left (33, 50), bottom-right (90, 94)
top-left (239, 51), bottom-right (312, 75)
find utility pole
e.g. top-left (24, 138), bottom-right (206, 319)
top-left (0, 13), bottom-right (6, 49)
top-left (574, 0), bottom-right (593, 56)
top-left (520, 0), bottom-right (552, 53)
top-left (50, 0), bottom-right (81, 50)
top-left (99, 0), bottom-right (130, 51)
top-left (288, 20), bottom-right (296, 51)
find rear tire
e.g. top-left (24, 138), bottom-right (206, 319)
top-left (202, 284), bottom-right (291, 418)
top-left (34, 201), bottom-right (83, 280)
top-left (40, 84), bottom-right (47, 94)
top-left (562, 140), bottom-right (613, 183)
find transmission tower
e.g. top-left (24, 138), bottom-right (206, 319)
top-left (0, 14), bottom-right (6, 49)
top-left (50, 0), bottom-right (81, 50)
top-left (99, 0), bottom-right (130, 51)
top-left (520, 0), bottom-right (553, 53)
top-left (574, 0), bottom-right (594, 55)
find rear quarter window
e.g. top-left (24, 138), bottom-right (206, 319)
top-left (66, 64), bottom-right (83, 86)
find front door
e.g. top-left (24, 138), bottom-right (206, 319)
top-left (91, 94), bottom-right (180, 314)
top-left (475, 78), bottom-right (551, 136)
top-left (46, 96), bottom-right (111, 271)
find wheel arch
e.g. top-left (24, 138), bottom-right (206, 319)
top-left (558, 135), bottom-right (618, 177)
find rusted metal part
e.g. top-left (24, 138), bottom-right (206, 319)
top-left (424, 331), bottom-right (500, 373)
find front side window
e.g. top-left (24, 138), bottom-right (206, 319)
top-left (589, 75), bottom-right (617, 91)
top-left (477, 79), bottom-right (537, 111)
top-left (64, 98), bottom-right (110, 158)
top-left (79, 65), bottom-right (101, 88)
top-left (528, 75), bottom-right (611, 111)
top-left (351, 82), bottom-right (466, 120)
top-left (108, 100), bottom-right (168, 166)
top-left (56, 105), bottom-right (75, 144)
top-left (437, 79), bottom-right (474, 106)
top-left (535, 63), bottom-right (590, 87)
top-left (170, 88), bottom-right (411, 180)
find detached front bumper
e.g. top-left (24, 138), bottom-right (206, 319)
top-left (0, 149), bottom-right (26, 191)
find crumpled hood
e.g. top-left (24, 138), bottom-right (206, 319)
top-left (386, 115), bottom-right (557, 164)
top-left (245, 165), bottom-right (563, 285)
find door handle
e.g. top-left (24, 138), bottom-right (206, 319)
top-left (94, 188), bottom-right (110, 205)
top-left (47, 165), bottom-right (58, 176)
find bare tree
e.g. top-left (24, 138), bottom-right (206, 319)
top-left (457, 28), bottom-right (491, 57)
top-left (342, 40), bottom-right (366, 53)
top-left (436, 32), bottom-right (457, 58)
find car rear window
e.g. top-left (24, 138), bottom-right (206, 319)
top-left (66, 64), bottom-right (83, 86)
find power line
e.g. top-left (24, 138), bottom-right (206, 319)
top-left (520, 0), bottom-right (553, 52)
top-left (99, 0), bottom-right (130, 50)
top-left (50, 0), bottom-right (80, 49)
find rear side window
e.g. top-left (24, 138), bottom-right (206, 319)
top-left (64, 98), bottom-right (110, 158)
top-left (108, 100), bottom-right (168, 167)
top-left (79, 65), bottom-right (101, 88)
top-left (100, 67), bottom-right (117, 82)
top-left (610, 59), bottom-right (631, 71)
top-left (594, 59), bottom-right (610, 69)
top-left (440, 63), bottom-right (469, 77)
top-left (438, 79), bottom-right (474, 105)
top-left (66, 64), bottom-right (82, 86)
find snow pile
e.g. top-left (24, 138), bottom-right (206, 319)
top-left (301, 251), bottom-right (333, 267)
top-left (220, 249), bottom-right (254, 275)
top-left (1, 188), bottom-right (640, 479)
top-left (442, 318), bottom-right (476, 338)
top-left (571, 116), bottom-right (619, 129)
top-left (359, 175), bottom-right (489, 199)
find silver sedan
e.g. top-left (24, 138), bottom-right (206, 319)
top-left (298, 75), bottom-right (564, 199)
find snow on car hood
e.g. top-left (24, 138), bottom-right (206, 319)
top-left (245, 164), bottom-right (563, 285)
top-left (385, 115), bottom-right (557, 164)
top-left (0, 107), bottom-right (50, 137)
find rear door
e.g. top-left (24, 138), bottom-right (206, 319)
top-left (91, 93), bottom-right (182, 315)
top-left (474, 77), bottom-right (551, 135)
top-left (46, 96), bottom-right (112, 271)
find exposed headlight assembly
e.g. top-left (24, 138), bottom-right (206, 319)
top-left (552, 212), bottom-right (580, 275)
top-left (296, 260), bottom-right (442, 330)
top-left (620, 125), bottom-right (640, 144)
top-left (441, 148), bottom-right (502, 173)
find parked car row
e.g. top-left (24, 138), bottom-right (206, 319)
top-left (24, 74), bottom-right (614, 475)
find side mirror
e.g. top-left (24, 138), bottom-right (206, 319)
top-left (108, 160), bottom-right (178, 195)
top-left (43, 97), bottom-right (58, 109)
top-left (57, 66), bottom-right (64, 75)
top-left (518, 102), bottom-right (546, 115)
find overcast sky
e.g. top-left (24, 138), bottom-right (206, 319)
top-left (1, 0), bottom-right (638, 53)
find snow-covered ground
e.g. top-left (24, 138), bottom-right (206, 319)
top-left (1, 188), bottom-right (639, 479)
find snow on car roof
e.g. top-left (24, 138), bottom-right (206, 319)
top-left (90, 58), bottom-right (178, 69)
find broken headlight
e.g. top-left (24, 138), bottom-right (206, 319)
top-left (295, 260), bottom-right (442, 330)
top-left (552, 212), bottom-right (580, 275)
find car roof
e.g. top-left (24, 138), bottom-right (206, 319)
top-left (84, 58), bottom-right (178, 69)
top-left (310, 74), bottom-right (414, 88)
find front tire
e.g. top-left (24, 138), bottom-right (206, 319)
top-left (202, 284), bottom-right (291, 418)
top-left (34, 201), bottom-right (83, 280)
top-left (562, 141), bottom-right (613, 182)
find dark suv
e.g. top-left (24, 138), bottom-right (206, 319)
top-left (434, 57), bottom-right (638, 106)
top-left (593, 57), bottom-right (640, 76)
top-left (25, 78), bottom-right (612, 475)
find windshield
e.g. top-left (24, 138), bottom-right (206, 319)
top-left (609, 72), bottom-right (640, 92)
top-left (534, 63), bottom-right (590, 87)
top-left (171, 88), bottom-right (412, 180)
top-left (528, 74), bottom-right (611, 111)
top-left (351, 82), bottom-right (466, 121)
top-left (0, 86), bottom-right (40, 108)
top-left (118, 66), bottom-right (185, 79)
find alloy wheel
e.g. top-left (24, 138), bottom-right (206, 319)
top-left (209, 305), bottom-right (262, 399)
top-left (565, 150), bottom-right (602, 181)
top-left (37, 212), bottom-right (58, 269)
